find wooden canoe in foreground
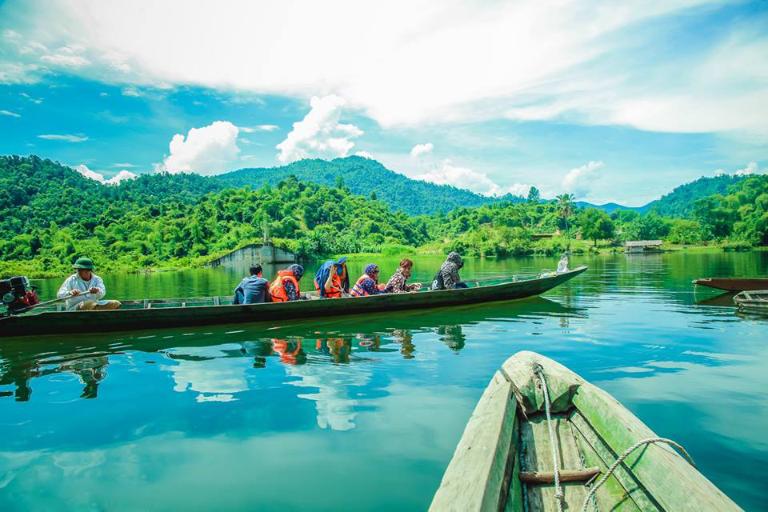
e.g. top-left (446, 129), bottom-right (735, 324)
top-left (693, 277), bottom-right (768, 292)
top-left (430, 351), bottom-right (740, 512)
top-left (733, 290), bottom-right (768, 314)
top-left (0, 266), bottom-right (586, 338)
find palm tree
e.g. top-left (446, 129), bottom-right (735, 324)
top-left (556, 193), bottom-right (575, 244)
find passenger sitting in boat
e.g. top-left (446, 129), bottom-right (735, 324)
top-left (233, 264), bottom-right (270, 304)
top-left (350, 264), bottom-right (386, 296)
top-left (56, 257), bottom-right (121, 311)
top-left (384, 258), bottom-right (422, 293)
top-left (314, 256), bottom-right (349, 298)
top-left (431, 252), bottom-right (468, 290)
top-left (269, 264), bottom-right (306, 302)
top-left (557, 253), bottom-right (569, 273)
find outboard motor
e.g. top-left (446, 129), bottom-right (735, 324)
top-left (1, 276), bottom-right (40, 315)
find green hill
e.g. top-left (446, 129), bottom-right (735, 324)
top-left (645, 174), bottom-right (748, 217)
top-left (215, 156), bottom-right (509, 215)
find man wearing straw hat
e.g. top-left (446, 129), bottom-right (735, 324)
top-left (56, 257), bottom-right (121, 311)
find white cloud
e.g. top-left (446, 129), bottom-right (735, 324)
top-left (157, 120), bottom-right (240, 174)
top-left (6, 0), bottom-right (763, 136)
top-left (75, 164), bottom-right (138, 185)
top-left (410, 142), bottom-right (434, 158)
top-left (107, 169), bottom-right (139, 184)
top-left (38, 133), bottom-right (88, 142)
top-left (20, 92), bottom-right (43, 104)
top-left (0, 109), bottom-right (20, 117)
top-left (354, 150), bottom-right (373, 159)
top-left (413, 160), bottom-right (501, 196)
top-left (112, 162), bottom-right (136, 167)
top-left (121, 85), bottom-right (141, 97)
top-left (735, 161), bottom-right (760, 176)
top-left (39, 45), bottom-right (89, 68)
top-left (240, 124), bottom-right (278, 133)
top-left (562, 161), bottom-right (605, 198)
top-left (276, 95), bottom-right (363, 164)
top-left (504, 183), bottom-right (532, 197)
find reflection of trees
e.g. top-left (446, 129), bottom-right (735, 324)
top-left (391, 329), bottom-right (415, 359)
top-left (0, 354), bottom-right (109, 401)
top-left (437, 325), bottom-right (465, 352)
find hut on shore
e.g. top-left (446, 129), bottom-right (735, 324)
top-left (624, 240), bottom-right (663, 253)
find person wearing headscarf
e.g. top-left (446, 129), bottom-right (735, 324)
top-left (269, 264), bottom-right (306, 302)
top-left (350, 263), bottom-right (386, 296)
top-left (384, 258), bottom-right (421, 293)
top-left (431, 252), bottom-right (467, 290)
top-left (314, 256), bottom-right (350, 298)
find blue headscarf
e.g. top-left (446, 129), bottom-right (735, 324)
top-left (288, 264), bottom-right (304, 280)
top-left (365, 264), bottom-right (379, 279)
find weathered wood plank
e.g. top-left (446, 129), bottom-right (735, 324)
top-left (519, 467), bottom-right (600, 484)
top-left (429, 370), bottom-right (517, 512)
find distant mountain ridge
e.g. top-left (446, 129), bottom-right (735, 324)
top-left (215, 156), bottom-right (516, 215)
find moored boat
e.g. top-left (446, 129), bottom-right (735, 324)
top-left (430, 351), bottom-right (739, 511)
top-left (693, 277), bottom-right (768, 292)
top-left (733, 290), bottom-right (768, 314)
top-left (0, 266), bottom-right (587, 338)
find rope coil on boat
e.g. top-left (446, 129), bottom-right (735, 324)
top-left (579, 437), bottom-right (695, 512)
top-left (533, 363), bottom-right (565, 512)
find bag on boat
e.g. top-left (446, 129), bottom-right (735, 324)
top-left (0, 276), bottom-right (39, 314)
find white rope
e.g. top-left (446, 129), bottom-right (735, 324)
top-left (533, 363), bottom-right (564, 512)
top-left (579, 437), bottom-right (695, 512)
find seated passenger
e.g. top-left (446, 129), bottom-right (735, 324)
top-left (430, 252), bottom-right (468, 290)
top-left (384, 258), bottom-right (422, 293)
top-left (556, 253), bottom-right (570, 273)
top-left (314, 257), bottom-right (349, 298)
top-left (350, 264), bottom-right (386, 297)
top-left (269, 264), bottom-right (306, 302)
top-left (234, 264), bottom-right (270, 304)
top-left (57, 257), bottom-right (121, 311)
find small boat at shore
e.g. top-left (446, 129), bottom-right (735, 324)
top-left (733, 290), bottom-right (768, 314)
top-left (0, 267), bottom-right (587, 338)
top-left (430, 351), bottom-right (739, 512)
top-left (693, 277), bottom-right (768, 292)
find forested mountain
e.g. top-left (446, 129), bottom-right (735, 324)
top-left (645, 174), bottom-right (748, 217)
top-left (216, 156), bottom-right (513, 215)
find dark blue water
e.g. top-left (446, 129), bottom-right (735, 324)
top-left (0, 252), bottom-right (766, 510)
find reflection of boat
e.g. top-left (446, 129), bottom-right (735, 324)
top-left (0, 297), bottom-right (582, 401)
top-left (0, 267), bottom-right (587, 337)
top-left (734, 290), bottom-right (768, 314)
top-left (695, 292), bottom-right (737, 307)
top-left (430, 351), bottom-right (738, 512)
top-left (693, 277), bottom-right (768, 292)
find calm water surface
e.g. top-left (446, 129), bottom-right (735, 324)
top-left (1, 252), bottom-right (766, 510)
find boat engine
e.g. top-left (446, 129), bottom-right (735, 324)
top-left (0, 276), bottom-right (40, 315)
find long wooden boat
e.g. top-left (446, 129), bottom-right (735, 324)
top-left (693, 277), bottom-right (768, 292)
top-left (430, 351), bottom-right (739, 512)
top-left (0, 266), bottom-right (586, 338)
top-left (733, 290), bottom-right (768, 314)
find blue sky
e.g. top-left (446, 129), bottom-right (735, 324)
top-left (0, 0), bottom-right (766, 205)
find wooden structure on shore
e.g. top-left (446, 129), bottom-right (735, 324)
top-left (430, 351), bottom-right (739, 511)
top-left (624, 240), bottom-right (663, 253)
top-left (207, 243), bottom-right (296, 268)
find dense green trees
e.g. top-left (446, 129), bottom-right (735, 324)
top-left (1, 155), bottom-right (765, 277)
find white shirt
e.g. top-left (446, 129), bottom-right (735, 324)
top-left (57, 273), bottom-right (107, 310)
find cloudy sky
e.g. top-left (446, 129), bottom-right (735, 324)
top-left (0, 0), bottom-right (766, 205)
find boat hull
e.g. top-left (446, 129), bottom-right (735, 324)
top-left (0, 267), bottom-right (587, 338)
top-left (430, 351), bottom-right (740, 511)
top-left (734, 290), bottom-right (768, 314)
top-left (693, 277), bottom-right (768, 292)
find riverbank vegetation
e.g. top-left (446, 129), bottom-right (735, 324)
top-left (1, 155), bottom-right (766, 277)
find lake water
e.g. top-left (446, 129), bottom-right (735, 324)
top-left (1, 251), bottom-right (766, 511)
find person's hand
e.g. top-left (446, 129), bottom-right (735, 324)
top-left (70, 289), bottom-right (80, 296)
top-left (413, 283), bottom-right (422, 290)
top-left (89, 287), bottom-right (99, 294)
